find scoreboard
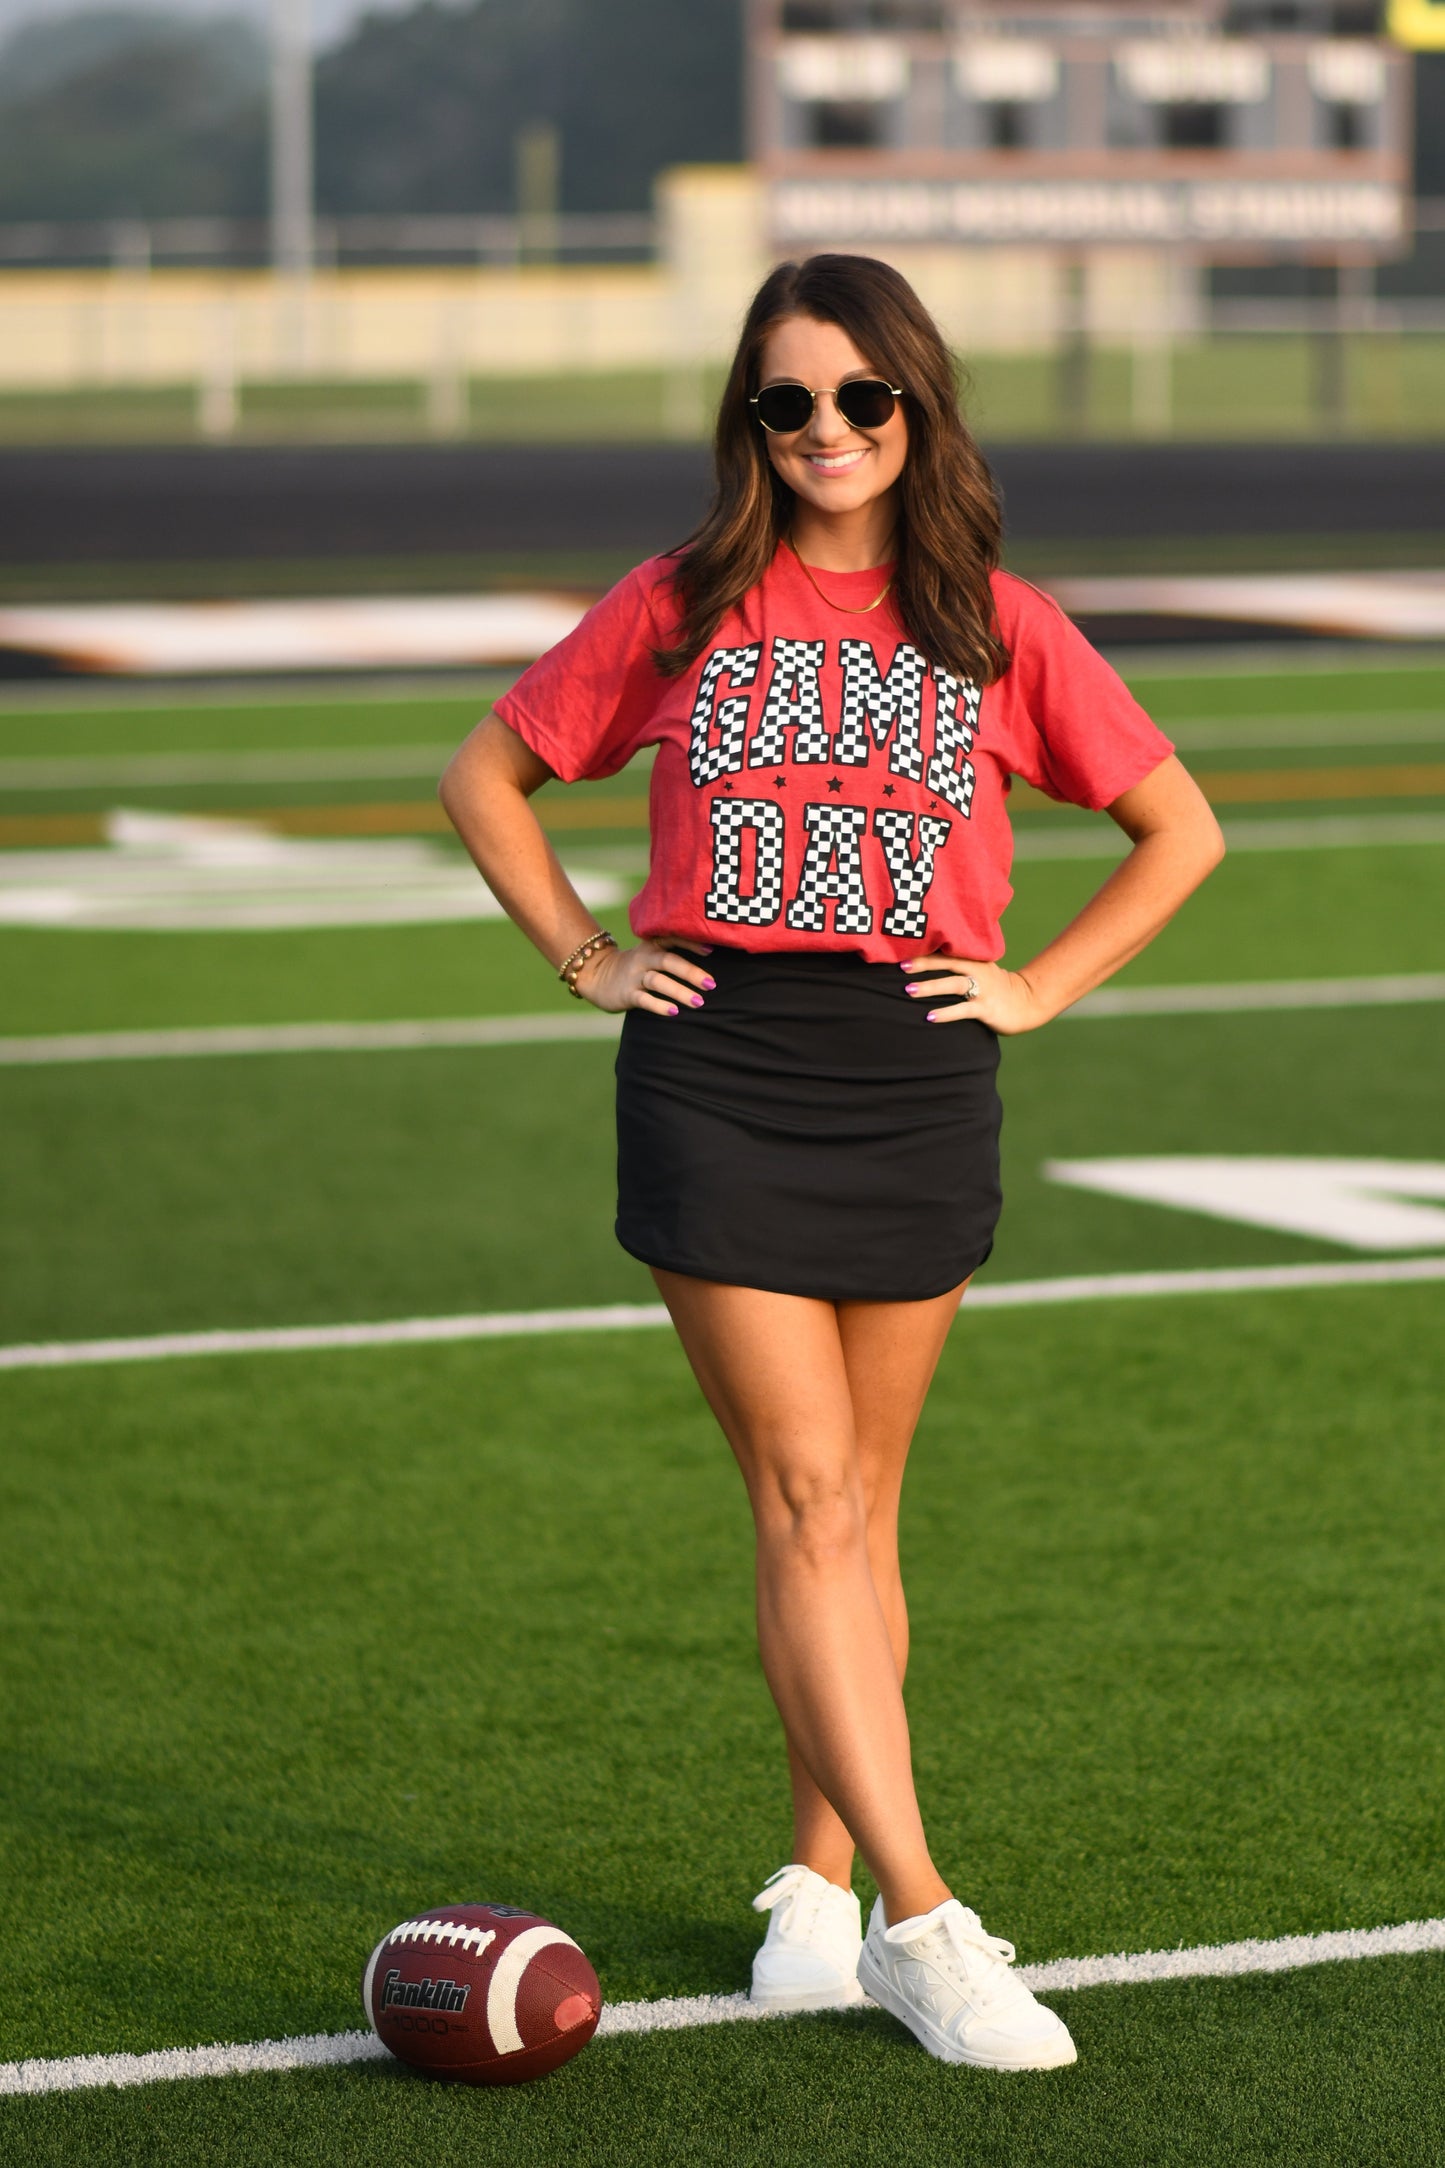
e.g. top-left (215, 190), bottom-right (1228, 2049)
top-left (749, 1), bottom-right (1413, 261)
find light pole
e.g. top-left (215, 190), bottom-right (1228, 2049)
top-left (270, 0), bottom-right (314, 277)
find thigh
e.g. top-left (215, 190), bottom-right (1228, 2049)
top-left (650, 1270), bottom-right (859, 1513)
top-left (836, 1280), bottom-right (971, 1513)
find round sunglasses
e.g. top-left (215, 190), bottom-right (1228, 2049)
top-left (750, 377), bottom-right (904, 435)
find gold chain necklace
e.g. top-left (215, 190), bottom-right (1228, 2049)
top-left (785, 536), bottom-right (895, 617)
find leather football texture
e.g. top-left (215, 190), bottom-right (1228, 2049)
top-left (362, 1903), bottom-right (602, 2085)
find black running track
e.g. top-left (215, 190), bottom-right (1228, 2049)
top-left (4, 440), bottom-right (1445, 566)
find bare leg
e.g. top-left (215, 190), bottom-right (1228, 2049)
top-left (784, 1287), bottom-right (967, 1889)
top-left (652, 1269), bottom-right (967, 1927)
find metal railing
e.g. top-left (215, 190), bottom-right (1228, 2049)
top-left (0, 212), bottom-right (659, 271)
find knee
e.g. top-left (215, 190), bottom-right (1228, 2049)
top-left (756, 1461), bottom-right (867, 1573)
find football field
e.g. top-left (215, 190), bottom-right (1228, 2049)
top-left (1, 651), bottom-right (1444, 2165)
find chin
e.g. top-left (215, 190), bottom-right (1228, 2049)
top-left (791, 475), bottom-right (880, 513)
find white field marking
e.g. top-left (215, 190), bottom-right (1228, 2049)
top-left (0, 1303), bottom-right (675, 1373)
top-left (1045, 1156), bottom-right (1445, 1253)
top-left (1012, 810), bottom-right (1445, 861)
top-left (1066, 972), bottom-right (1445, 1018)
top-left (486, 1927), bottom-right (585, 2058)
top-left (0, 746), bottom-right (463, 791)
top-left (1047, 570), bottom-right (1445, 643)
top-left (2, 971), bottom-right (1443, 1071)
top-left (0, 808), bottom-right (622, 933)
top-left (2, 719), bottom-right (1441, 788)
top-left (1166, 711), bottom-right (1445, 751)
top-left (5, 1258), bottom-right (1445, 1378)
top-left (1114, 639), bottom-right (1445, 678)
top-left (0, 1012), bottom-right (625, 1067)
top-left (4, 1914), bottom-right (1444, 2096)
top-left (0, 674), bottom-right (513, 716)
top-left (0, 594), bottom-right (591, 677)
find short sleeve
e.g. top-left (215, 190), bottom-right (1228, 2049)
top-left (993, 574), bottom-right (1175, 811)
top-left (491, 562), bottom-right (672, 783)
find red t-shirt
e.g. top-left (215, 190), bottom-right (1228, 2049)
top-left (494, 545), bottom-right (1174, 963)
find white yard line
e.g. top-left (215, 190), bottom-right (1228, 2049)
top-left (1069, 971), bottom-right (1445, 1017)
top-left (1014, 811), bottom-right (1445, 859)
top-left (0, 715), bottom-right (1438, 789)
top-left (1166, 712), bottom-right (1445, 751)
top-left (4, 1258), bottom-right (1443, 1376)
top-left (0, 1012), bottom-right (625, 1066)
top-left (2, 972), bottom-right (1442, 1068)
top-left (0, 746), bottom-right (462, 790)
top-left (4, 1914), bottom-right (1442, 2096)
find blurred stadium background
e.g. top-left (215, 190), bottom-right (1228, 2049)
top-left (2, 4), bottom-right (1444, 2166)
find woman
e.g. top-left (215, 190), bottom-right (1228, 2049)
top-left (440, 254), bottom-right (1223, 2071)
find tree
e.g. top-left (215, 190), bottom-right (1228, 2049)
top-left (0, 10), bottom-right (266, 220)
top-left (313, 0), bottom-right (744, 215)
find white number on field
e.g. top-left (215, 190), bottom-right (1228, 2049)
top-left (1043, 1157), bottom-right (1445, 1252)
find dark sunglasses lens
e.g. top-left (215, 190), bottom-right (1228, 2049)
top-left (755, 384), bottom-right (814, 433)
top-left (836, 379), bottom-right (897, 429)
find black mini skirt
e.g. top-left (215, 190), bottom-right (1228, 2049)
top-left (615, 945), bottom-right (1003, 1303)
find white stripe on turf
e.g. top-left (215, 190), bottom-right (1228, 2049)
top-left (4, 1915), bottom-right (1443, 2095)
top-left (1068, 972), bottom-right (1445, 1018)
top-left (4, 1257), bottom-right (1444, 1375)
top-left (1013, 811), bottom-right (1445, 860)
top-left (0, 1012), bottom-right (624, 1067)
top-left (1020, 1915), bottom-right (1445, 1993)
top-left (2, 972), bottom-right (1443, 1068)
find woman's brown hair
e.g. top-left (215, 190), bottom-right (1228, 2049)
top-left (654, 253), bottom-right (1008, 686)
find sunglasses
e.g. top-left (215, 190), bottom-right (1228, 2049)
top-left (750, 377), bottom-right (904, 435)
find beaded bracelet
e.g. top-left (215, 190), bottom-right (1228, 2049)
top-left (557, 928), bottom-right (616, 998)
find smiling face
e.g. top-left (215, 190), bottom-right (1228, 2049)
top-left (756, 313), bottom-right (909, 544)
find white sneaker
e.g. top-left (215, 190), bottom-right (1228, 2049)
top-left (857, 1896), bottom-right (1077, 2070)
top-left (749, 1864), bottom-right (866, 2011)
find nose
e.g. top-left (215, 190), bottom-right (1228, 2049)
top-left (803, 390), bottom-right (856, 446)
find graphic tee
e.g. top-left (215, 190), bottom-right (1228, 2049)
top-left (493, 545), bottom-right (1175, 963)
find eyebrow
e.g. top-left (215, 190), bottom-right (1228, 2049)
top-left (758, 369), bottom-right (878, 388)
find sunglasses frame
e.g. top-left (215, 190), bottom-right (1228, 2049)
top-left (749, 377), bottom-right (905, 435)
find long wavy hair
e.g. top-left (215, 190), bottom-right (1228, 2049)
top-left (654, 254), bottom-right (1008, 685)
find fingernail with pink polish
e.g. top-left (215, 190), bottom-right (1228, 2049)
top-left (667, 1003), bottom-right (679, 1016)
top-left (926, 1010), bottom-right (940, 1021)
top-left (690, 993), bottom-right (705, 1007)
top-left (701, 976), bottom-right (716, 990)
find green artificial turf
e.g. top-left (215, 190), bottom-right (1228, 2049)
top-left (1126, 660), bottom-right (1445, 724)
top-left (1, 652), bottom-right (1443, 2162)
top-left (0, 838), bottom-right (1439, 1040)
top-left (4, 1959), bottom-right (1445, 2168)
top-left (0, 688), bottom-right (513, 762)
top-left (0, 996), bottom-right (1441, 1345)
top-left (1, 1289), bottom-right (1443, 2158)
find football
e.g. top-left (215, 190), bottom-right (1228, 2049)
top-left (362, 1903), bottom-right (602, 2085)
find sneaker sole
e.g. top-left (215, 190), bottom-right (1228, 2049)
top-left (856, 1944), bottom-right (1077, 2070)
top-left (749, 1974), bottom-right (868, 2013)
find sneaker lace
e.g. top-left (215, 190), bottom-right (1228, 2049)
top-left (917, 1908), bottom-right (1027, 2019)
top-left (753, 1864), bottom-right (825, 1938)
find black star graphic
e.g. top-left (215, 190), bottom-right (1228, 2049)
top-left (721, 780), bottom-right (735, 793)
top-left (774, 774), bottom-right (787, 788)
top-left (882, 783), bottom-right (897, 797)
top-left (827, 776), bottom-right (844, 794)
top-left (928, 799), bottom-right (939, 811)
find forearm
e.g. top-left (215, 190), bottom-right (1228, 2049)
top-left (1016, 821), bottom-right (1222, 1021)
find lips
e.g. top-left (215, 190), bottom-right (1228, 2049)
top-left (804, 449), bottom-right (869, 472)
